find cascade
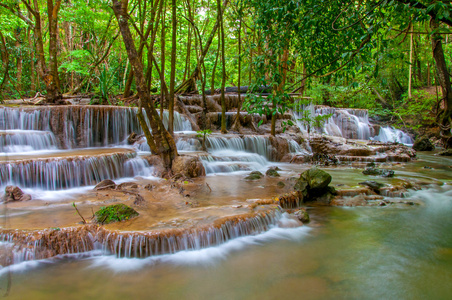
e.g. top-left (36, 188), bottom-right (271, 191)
top-left (293, 103), bottom-right (374, 140)
top-left (371, 126), bottom-right (414, 145)
top-left (0, 130), bottom-right (57, 153)
top-left (0, 150), bottom-right (145, 190)
top-left (0, 210), bottom-right (281, 262)
top-left (0, 106), bottom-right (192, 148)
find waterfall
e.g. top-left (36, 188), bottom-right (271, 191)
top-left (0, 151), bottom-right (147, 190)
top-left (0, 130), bottom-right (58, 153)
top-left (0, 106), bottom-right (192, 148)
top-left (292, 102), bottom-right (416, 142)
top-left (371, 126), bottom-right (414, 145)
top-left (0, 210), bottom-right (282, 262)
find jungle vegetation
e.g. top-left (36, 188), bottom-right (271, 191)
top-left (0, 0), bottom-right (451, 148)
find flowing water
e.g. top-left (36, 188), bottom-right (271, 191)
top-left (0, 105), bottom-right (451, 299)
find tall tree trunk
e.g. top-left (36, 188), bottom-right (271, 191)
top-left (27, 27), bottom-right (36, 92)
top-left (217, 0), bottom-right (227, 134)
top-left (15, 29), bottom-right (23, 93)
top-left (47, 0), bottom-right (62, 102)
top-left (0, 31), bottom-right (10, 99)
top-left (232, 15), bottom-right (242, 132)
top-left (124, 70), bottom-right (134, 97)
top-left (112, 0), bottom-right (178, 169)
top-left (408, 23), bottom-right (413, 98)
top-left (160, 2), bottom-right (166, 117)
top-left (431, 19), bottom-right (452, 148)
top-left (168, 0), bottom-right (177, 135)
top-left (210, 31), bottom-right (220, 95)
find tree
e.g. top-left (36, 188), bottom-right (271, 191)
top-left (112, 0), bottom-right (178, 169)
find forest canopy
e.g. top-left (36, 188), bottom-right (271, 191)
top-left (0, 0), bottom-right (451, 145)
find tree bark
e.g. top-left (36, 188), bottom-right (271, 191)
top-left (232, 15), bottom-right (242, 132)
top-left (431, 18), bottom-right (452, 147)
top-left (168, 0), bottom-right (177, 135)
top-left (112, 0), bottom-right (178, 169)
top-left (217, 0), bottom-right (227, 134)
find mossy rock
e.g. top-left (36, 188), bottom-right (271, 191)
top-left (245, 171), bottom-right (263, 180)
top-left (438, 149), bottom-right (452, 156)
top-left (266, 169), bottom-right (280, 177)
top-left (95, 203), bottom-right (139, 224)
top-left (300, 167), bottom-right (332, 190)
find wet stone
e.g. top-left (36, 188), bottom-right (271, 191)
top-left (362, 167), bottom-right (394, 177)
top-left (94, 179), bottom-right (116, 191)
top-left (266, 168), bottom-right (280, 177)
top-left (245, 171), bottom-right (263, 180)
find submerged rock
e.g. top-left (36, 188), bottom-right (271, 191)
top-left (294, 208), bottom-right (310, 223)
top-left (413, 136), bottom-right (435, 151)
top-left (266, 168), bottom-right (280, 177)
top-left (359, 180), bottom-right (385, 194)
top-left (95, 203), bottom-right (139, 224)
top-left (94, 179), bottom-right (116, 191)
top-left (437, 149), bottom-right (452, 156)
top-left (362, 167), bottom-right (394, 177)
top-left (245, 171), bottom-right (263, 180)
top-left (2, 186), bottom-right (32, 202)
top-left (117, 182), bottom-right (138, 190)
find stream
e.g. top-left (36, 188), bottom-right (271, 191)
top-left (0, 105), bottom-right (451, 299)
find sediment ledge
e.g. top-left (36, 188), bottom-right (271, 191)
top-left (0, 209), bottom-right (282, 263)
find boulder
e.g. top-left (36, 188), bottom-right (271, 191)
top-left (2, 186), bottom-right (32, 202)
top-left (171, 155), bottom-right (206, 178)
top-left (127, 132), bottom-right (142, 145)
top-left (266, 168), bottom-right (280, 177)
top-left (294, 208), bottom-right (310, 223)
top-left (288, 167), bottom-right (334, 204)
top-left (94, 179), bottom-right (116, 191)
top-left (362, 167), bottom-right (394, 177)
top-left (300, 167), bottom-right (332, 190)
top-left (359, 180), bottom-right (385, 194)
top-left (245, 171), bottom-right (263, 180)
top-left (95, 203), bottom-right (139, 224)
top-left (117, 182), bottom-right (138, 190)
top-left (413, 136), bottom-right (435, 151)
top-left (437, 149), bottom-right (452, 156)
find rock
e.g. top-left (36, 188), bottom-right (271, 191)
top-left (117, 182), bottom-right (138, 190)
top-left (266, 168), bottom-right (280, 177)
top-left (127, 132), bottom-right (142, 145)
top-left (245, 171), bottom-right (263, 180)
top-left (95, 203), bottom-right (139, 224)
top-left (277, 181), bottom-right (286, 188)
top-left (437, 149), bottom-right (452, 156)
top-left (94, 179), bottom-right (116, 191)
top-left (171, 155), bottom-right (206, 178)
top-left (294, 208), bottom-right (310, 223)
top-left (300, 167), bottom-right (332, 190)
top-left (2, 186), bottom-right (32, 202)
top-left (359, 180), bottom-right (385, 193)
top-left (362, 167), bottom-right (394, 177)
top-left (413, 136), bottom-right (435, 151)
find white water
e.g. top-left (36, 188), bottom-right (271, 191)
top-left (292, 102), bottom-right (413, 143)
top-left (371, 126), bottom-right (414, 145)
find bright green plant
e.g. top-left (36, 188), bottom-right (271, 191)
top-left (196, 129), bottom-right (212, 151)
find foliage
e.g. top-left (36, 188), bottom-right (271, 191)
top-left (95, 203), bottom-right (139, 225)
top-left (196, 129), bottom-right (212, 151)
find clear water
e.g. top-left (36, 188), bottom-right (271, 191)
top-left (0, 155), bottom-right (451, 299)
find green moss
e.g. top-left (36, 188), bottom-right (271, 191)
top-left (95, 203), bottom-right (139, 224)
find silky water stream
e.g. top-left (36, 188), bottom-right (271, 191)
top-left (0, 106), bottom-right (451, 299)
